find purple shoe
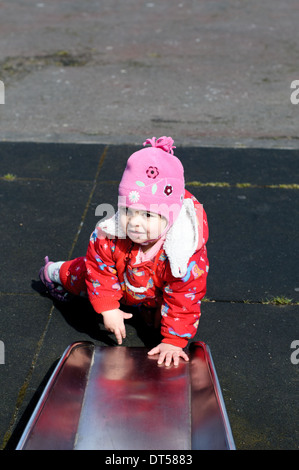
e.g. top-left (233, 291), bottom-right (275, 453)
top-left (39, 256), bottom-right (70, 302)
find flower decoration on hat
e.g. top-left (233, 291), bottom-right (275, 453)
top-left (164, 185), bottom-right (173, 196)
top-left (129, 190), bottom-right (140, 203)
top-left (146, 166), bottom-right (159, 179)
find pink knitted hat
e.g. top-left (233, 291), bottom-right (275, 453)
top-left (118, 136), bottom-right (185, 226)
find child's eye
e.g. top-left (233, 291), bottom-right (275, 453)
top-left (125, 207), bottom-right (133, 216)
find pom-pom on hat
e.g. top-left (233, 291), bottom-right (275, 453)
top-left (118, 136), bottom-right (185, 226)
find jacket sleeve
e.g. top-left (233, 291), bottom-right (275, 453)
top-left (85, 229), bottom-right (123, 313)
top-left (160, 245), bottom-right (209, 348)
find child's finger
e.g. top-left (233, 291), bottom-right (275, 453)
top-left (157, 351), bottom-right (167, 365)
top-left (179, 350), bottom-right (189, 362)
top-left (122, 312), bottom-right (133, 320)
top-left (114, 328), bottom-right (123, 345)
top-left (147, 345), bottom-right (160, 356)
top-left (172, 353), bottom-right (180, 367)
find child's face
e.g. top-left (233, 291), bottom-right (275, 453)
top-left (119, 207), bottom-right (168, 244)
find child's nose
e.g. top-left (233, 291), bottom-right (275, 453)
top-left (129, 212), bottom-right (142, 225)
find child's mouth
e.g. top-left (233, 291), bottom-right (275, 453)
top-left (127, 229), bottom-right (146, 239)
top-left (128, 230), bottom-right (144, 235)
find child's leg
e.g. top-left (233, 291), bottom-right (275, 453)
top-left (47, 261), bottom-right (64, 284)
top-left (39, 256), bottom-right (88, 301)
top-left (59, 257), bottom-right (88, 296)
top-left (39, 256), bottom-right (69, 302)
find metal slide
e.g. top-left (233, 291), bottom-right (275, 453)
top-left (16, 341), bottom-right (235, 450)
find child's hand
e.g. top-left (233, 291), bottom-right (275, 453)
top-left (147, 343), bottom-right (189, 367)
top-left (101, 309), bottom-right (133, 345)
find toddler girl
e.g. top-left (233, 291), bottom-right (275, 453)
top-left (39, 137), bottom-right (209, 366)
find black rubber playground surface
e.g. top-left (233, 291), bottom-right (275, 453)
top-left (0, 142), bottom-right (298, 450)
